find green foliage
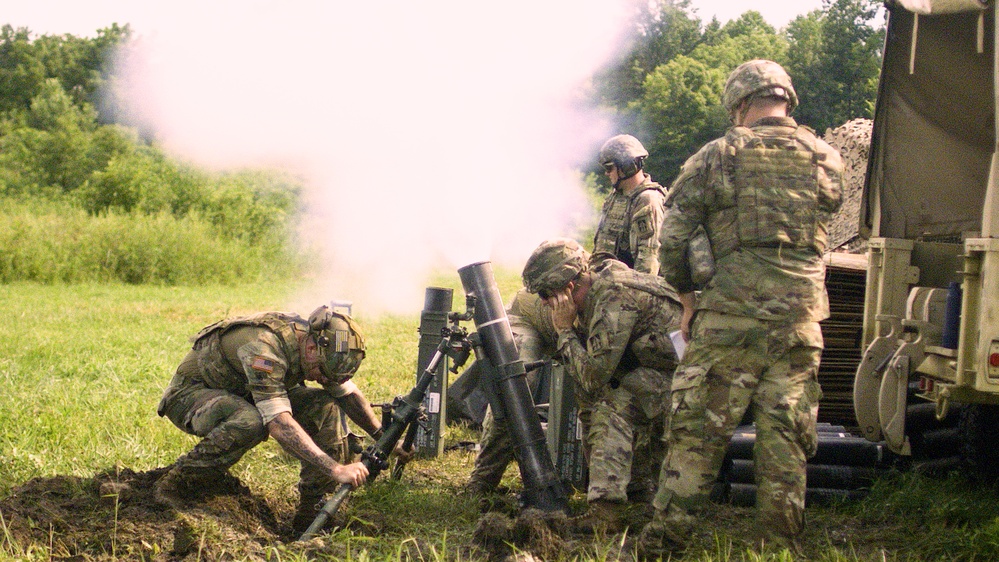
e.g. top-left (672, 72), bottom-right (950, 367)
top-left (592, 0), bottom-right (703, 112)
top-left (593, 1), bottom-right (883, 184)
top-left (632, 11), bottom-right (791, 183)
top-left (634, 55), bottom-right (728, 181)
top-left (0, 24), bottom-right (306, 285)
top-left (0, 199), bottom-right (303, 284)
top-left (786, 0), bottom-right (884, 133)
top-left (0, 23), bottom-right (129, 115)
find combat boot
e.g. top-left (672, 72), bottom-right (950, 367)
top-left (570, 499), bottom-right (628, 534)
top-left (153, 466), bottom-right (188, 509)
top-left (154, 465), bottom-right (215, 509)
top-left (463, 478), bottom-right (495, 498)
top-left (154, 465), bottom-right (237, 509)
top-left (636, 508), bottom-right (694, 559)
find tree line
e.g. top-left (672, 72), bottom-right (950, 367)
top-left (590, 0), bottom-right (883, 188)
top-left (0, 0), bottom-right (884, 282)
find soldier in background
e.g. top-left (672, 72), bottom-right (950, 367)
top-left (155, 305), bottom-right (410, 535)
top-left (522, 238), bottom-right (682, 533)
top-left (639, 60), bottom-right (844, 556)
top-left (592, 134), bottom-right (667, 275)
top-left (592, 134), bottom-right (676, 507)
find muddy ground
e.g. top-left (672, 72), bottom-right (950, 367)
top-left (1, 465), bottom-right (890, 561)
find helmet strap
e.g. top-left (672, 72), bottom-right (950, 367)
top-left (614, 158), bottom-right (643, 188)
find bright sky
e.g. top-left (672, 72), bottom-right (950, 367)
top-left (0, 0), bottom-right (829, 313)
top-left (1, 0), bottom-right (828, 38)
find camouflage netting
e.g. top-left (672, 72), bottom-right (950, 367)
top-left (823, 118), bottom-right (872, 253)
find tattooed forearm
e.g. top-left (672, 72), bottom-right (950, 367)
top-left (267, 412), bottom-right (338, 471)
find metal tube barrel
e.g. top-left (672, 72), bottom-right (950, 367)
top-left (458, 261), bottom-right (567, 512)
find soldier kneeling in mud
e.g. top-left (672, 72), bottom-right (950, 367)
top-left (155, 305), bottom-right (411, 534)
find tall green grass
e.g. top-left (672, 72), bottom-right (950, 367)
top-left (0, 199), bottom-right (304, 285)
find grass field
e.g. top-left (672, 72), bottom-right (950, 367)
top-left (4, 278), bottom-right (999, 561)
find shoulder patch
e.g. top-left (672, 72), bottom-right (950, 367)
top-left (251, 356), bottom-right (275, 374)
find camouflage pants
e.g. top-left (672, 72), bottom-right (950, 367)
top-left (159, 351), bottom-right (348, 497)
top-left (653, 311), bottom-right (822, 538)
top-left (584, 366), bottom-right (669, 503)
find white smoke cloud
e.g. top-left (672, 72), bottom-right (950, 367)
top-left (114, 0), bottom-right (631, 314)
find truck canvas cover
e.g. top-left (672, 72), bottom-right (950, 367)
top-left (861, 0), bottom-right (994, 240)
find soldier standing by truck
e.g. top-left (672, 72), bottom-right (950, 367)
top-left (639, 60), bottom-right (844, 556)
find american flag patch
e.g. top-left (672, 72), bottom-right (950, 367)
top-left (252, 356), bottom-right (274, 373)
top-left (334, 330), bottom-right (349, 352)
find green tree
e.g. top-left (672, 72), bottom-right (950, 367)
top-left (632, 11), bottom-right (790, 184)
top-left (0, 26), bottom-right (45, 114)
top-left (592, 0), bottom-right (703, 112)
top-left (786, 0), bottom-right (883, 133)
top-left (0, 23), bottom-right (130, 117)
top-left (633, 56), bottom-right (727, 182)
top-left (0, 78), bottom-right (135, 196)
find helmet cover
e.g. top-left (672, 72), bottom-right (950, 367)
top-left (723, 59), bottom-right (798, 114)
top-left (598, 134), bottom-right (649, 179)
top-left (307, 305), bottom-right (366, 384)
top-left (522, 238), bottom-right (590, 296)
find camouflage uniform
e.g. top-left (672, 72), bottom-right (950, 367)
top-left (653, 109), bottom-right (844, 539)
top-left (467, 289), bottom-right (558, 493)
top-left (555, 260), bottom-right (682, 503)
top-left (592, 173), bottom-right (667, 275)
top-left (157, 313), bottom-right (355, 501)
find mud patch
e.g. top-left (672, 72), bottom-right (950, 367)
top-left (0, 465), bottom-right (287, 559)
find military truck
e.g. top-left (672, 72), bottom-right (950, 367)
top-left (853, 0), bottom-right (999, 474)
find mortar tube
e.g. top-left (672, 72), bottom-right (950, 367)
top-left (458, 261), bottom-right (568, 512)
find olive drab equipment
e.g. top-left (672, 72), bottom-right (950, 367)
top-left (712, 125), bottom-right (840, 260)
top-left (308, 305), bottom-right (366, 384)
top-left (850, 0), bottom-right (999, 462)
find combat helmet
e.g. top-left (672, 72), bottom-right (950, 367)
top-left (598, 134), bottom-right (649, 180)
top-left (522, 238), bottom-right (590, 297)
top-left (723, 59), bottom-right (798, 115)
top-left (307, 305), bottom-right (366, 384)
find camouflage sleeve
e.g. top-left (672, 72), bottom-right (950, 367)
top-left (235, 331), bottom-right (292, 425)
top-left (556, 285), bottom-right (638, 395)
top-left (629, 189), bottom-right (666, 275)
top-left (659, 147), bottom-right (713, 293)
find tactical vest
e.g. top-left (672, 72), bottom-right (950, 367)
top-left (602, 262), bottom-right (679, 303)
top-left (594, 261), bottom-right (679, 376)
top-left (190, 312), bottom-right (305, 383)
top-left (714, 125), bottom-right (829, 257)
top-left (594, 182), bottom-right (666, 268)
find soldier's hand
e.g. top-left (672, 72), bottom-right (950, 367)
top-left (332, 461), bottom-right (369, 487)
top-left (680, 307), bottom-right (694, 342)
top-left (678, 292), bottom-right (697, 342)
top-left (547, 287), bottom-right (577, 331)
